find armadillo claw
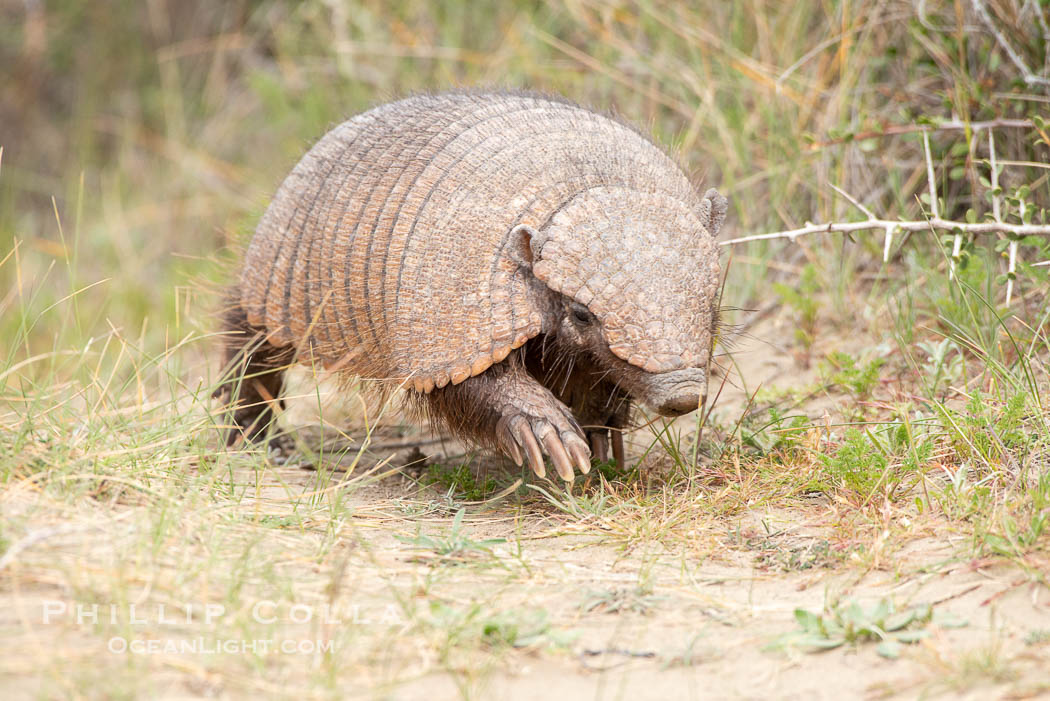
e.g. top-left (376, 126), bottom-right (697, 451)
top-left (512, 419), bottom-right (546, 478)
top-left (499, 411), bottom-right (591, 481)
top-left (534, 422), bottom-right (575, 482)
top-left (505, 434), bottom-right (524, 467)
top-left (566, 433), bottom-right (592, 475)
top-left (495, 415), bottom-right (522, 466)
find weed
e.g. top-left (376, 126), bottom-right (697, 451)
top-left (938, 391), bottom-right (1033, 469)
top-left (592, 457), bottom-right (636, 483)
top-left (425, 463), bottom-right (497, 502)
top-left (770, 598), bottom-right (966, 659)
top-left (396, 508), bottom-right (506, 561)
top-left (822, 352), bottom-right (885, 400)
top-left (1024, 629), bottom-right (1050, 646)
top-left (752, 538), bottom-right (851, 572)
top-left (740, 406), bottom-right (810, 456)
top-left (579, 587), bottom-right (664, 615)
top-left (426, 601), bottom-right (576, 652)
top-left (819, 429), bottom-right (890, 497)
top-left (527, 482), bottom-right (626, 520)
top-left (919, 639), bottom-right (1018, 693)
top-left (917, 338), bottom-right (964, 395)
top-left (936, 463), bottom-right (994, 521)
top-left (975, 473), bottom-right (1050, 565)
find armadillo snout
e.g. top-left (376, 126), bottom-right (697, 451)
top-left (632, 367), bottom-right (708, 418)
top-left (657, 391), bottom-right (707, 418)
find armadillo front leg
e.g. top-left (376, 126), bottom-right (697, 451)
top-left (424, 359), bottom-right (592, 481)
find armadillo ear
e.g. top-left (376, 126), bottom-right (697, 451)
top-left (508, 224), bottom-right (538, 267)
top-left (700, 188), bottom-right (729, 236)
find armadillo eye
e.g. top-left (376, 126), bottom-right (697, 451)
top-left (570, 303), bottom-right (594, 325)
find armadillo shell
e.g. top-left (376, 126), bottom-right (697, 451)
top-left (240, 91), bottom-right (699, 392)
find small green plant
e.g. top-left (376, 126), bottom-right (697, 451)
top-left (425, 463), bottom-right (496, 501)
top-left (883, 418), bottom-right (934, 473)
top-left (819, 418), bottom-right (934, 500)
top-left (752, 538), bottom-right (852, 572)
top-left (592, 456), bottom-right (636, 482)
top-left (579, 586), bottom-right (664, 615)
top-left (978, 489), bottom-right (1050, 562)
top-left (527, 482), bottom-right (626, 519)
top-left (820, 428), bottom-right (889, 497)
top-left (935, 463), bottom-right (994, 521)
top-left (916, 338), bottom-right (963, 395)
top-left (770, 598), bottom-right (966, 658)
top-left (1024, 629), bottom-right (1050, 646)
top-left (478, 610), bottom-right (565, 649)
top-left (937, 391), bottom-right (1031, 466)
top-left (396, 508), bottom-right (506, 560)
top-left (427, 602), bottom-right (575, 651)
top-left (984, 513), bottom-right (1049, 559)
top-left (822, 352), bottom-right (885, 399)
top-left (741, 406), bottom-right (810, 456)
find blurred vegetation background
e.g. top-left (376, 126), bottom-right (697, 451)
top-left (1, 0), bottom-right (1048, 369)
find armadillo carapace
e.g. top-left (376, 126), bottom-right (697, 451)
top-left (220, 90), bottom-right (727, 482)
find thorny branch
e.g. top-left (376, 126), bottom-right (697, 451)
top-left (722, 130), bottom-right (1050, 303)
top-left (718, 216), bottom-right (1050, 247)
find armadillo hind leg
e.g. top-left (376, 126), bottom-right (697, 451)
top-left (589, 432), bottom-right (609, 463)
top-left (608, 406), bottom-right (629, 470)
top-left (422, 357), bottom-right (593, 482)
top-left (611, 429), bottom-right (625, 471)
top-left (581, 401), bottom-right (631, 469)
top-left (217, 287), bottom-right (291, 449)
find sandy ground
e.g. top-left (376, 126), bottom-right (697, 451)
top-left (6, 470), bottom-right (1049, 700)
top-left (2, 314), bottom-right (1049, 699)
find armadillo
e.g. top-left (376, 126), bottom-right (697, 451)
top-left (219, 90), bottom-right (727, 481)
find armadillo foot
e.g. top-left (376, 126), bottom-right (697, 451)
top-left (496, 408), bottom-right (590, 483)
top-left (424, 359), bottom-right (593, 482)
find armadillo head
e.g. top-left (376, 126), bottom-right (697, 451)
top-left (528, 186), bottom-right (726, 417)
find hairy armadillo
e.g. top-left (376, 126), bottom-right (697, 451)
top-left (219, 90), bottom-right (727, 481)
